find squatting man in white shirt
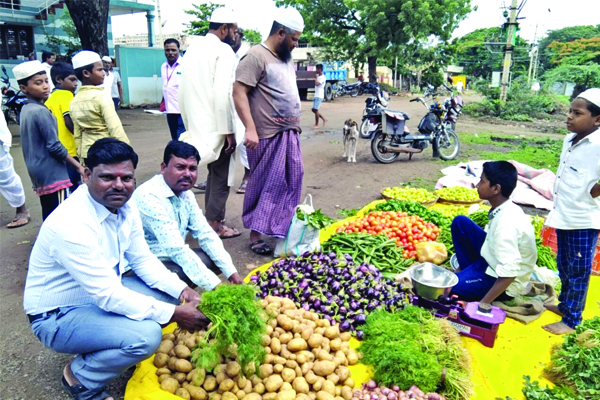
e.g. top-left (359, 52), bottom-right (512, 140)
top-left (23, 138), bottom-right (208, 400)
top-left (448, 160), bottom-right (537, 311)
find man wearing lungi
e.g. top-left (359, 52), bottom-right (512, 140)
top-left (233, 7), bottom-right (304, 255)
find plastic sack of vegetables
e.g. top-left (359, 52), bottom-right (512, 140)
top-left (274, 194), bottom-right (333, 257)
top-left (415, 241), bottom-right (448, 265)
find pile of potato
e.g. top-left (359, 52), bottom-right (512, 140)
top-left (153, 295), bottom-right (359, 400)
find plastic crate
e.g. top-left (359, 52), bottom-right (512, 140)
top-left (541, 226), bottom-right (600, 272)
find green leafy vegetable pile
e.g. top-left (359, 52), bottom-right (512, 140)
top-left (518, 375), bottom-right (583, 400)
top-left (296, 208), bottom-right (335, 229)
top-left (322, 232), bottom-right (414, 275)
top-left (543, 317), bottom-right (600, 399)
top-left (367, 200), bottom-right (451, 229)
top-left (191, 285), bottom-right (267, 375)
top-left (358, 306), bottom-right (473, 400)
top-left (337, 208), bottom-right (359, 218)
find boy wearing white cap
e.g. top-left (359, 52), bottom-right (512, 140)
top-left (543, 88), bottom-right (600, 335)
top-left (69, 51), bottom-right (130, 160)
top-left (13, 60), bottom-right (85, 220)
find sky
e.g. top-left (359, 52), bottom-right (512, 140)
top-left (111, 0), bottom-right (600, 44)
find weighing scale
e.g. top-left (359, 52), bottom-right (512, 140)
top-left (412, 295), bottom-right (506, 348)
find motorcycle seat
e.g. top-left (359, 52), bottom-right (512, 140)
top-left (383, 110), bottom-right (410, 120)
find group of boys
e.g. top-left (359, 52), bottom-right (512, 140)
top-left (12, 51), bottom-right (129, 220)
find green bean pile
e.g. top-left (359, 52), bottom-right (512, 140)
top-left (322, 233), bottom-right (414, 275)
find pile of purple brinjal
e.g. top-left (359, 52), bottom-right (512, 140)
top-left (249, 252), bottom-right (412, 338)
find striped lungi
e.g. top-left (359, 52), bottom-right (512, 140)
top-left (243, 130), bottom-right (303, 238)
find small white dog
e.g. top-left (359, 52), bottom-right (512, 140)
top-left (343, 119), bottom-right (359, 163)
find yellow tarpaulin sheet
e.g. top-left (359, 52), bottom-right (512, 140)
top-left (125, 199), bottom-right (600, 400)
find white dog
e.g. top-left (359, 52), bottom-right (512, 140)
top-left (343, 119), bottom-right (359, 163)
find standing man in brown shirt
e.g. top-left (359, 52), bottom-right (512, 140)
top-left (233, 7), bottom-right (304, 255)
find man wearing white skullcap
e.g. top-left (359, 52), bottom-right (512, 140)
top-left (233, 7), bottom-right (304, 255)
top-left (544, 87), bottom-right (600, 336)
top-left (69, 50), bottom-right (129, 159)
top-left (178, 7), bottom-right (242, 240)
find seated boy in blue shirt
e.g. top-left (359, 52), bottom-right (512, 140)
top-left (450, 161), bottom-right (537, 311)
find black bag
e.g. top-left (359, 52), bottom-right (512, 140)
top-left (418, 112), bottom-right (439, 134)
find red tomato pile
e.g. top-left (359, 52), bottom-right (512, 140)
top-left (336, 211), bottom-right (441, 259)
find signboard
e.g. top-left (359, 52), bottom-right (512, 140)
top-left (491, 71), bottom-right (501, 88)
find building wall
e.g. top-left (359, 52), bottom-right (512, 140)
top-left (114, 33), bottom-right (193, 50)
top-left (115, 45), bottom-right (165, 106)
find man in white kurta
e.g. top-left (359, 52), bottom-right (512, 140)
top-left (233, 29), bottom-right (250, 194)
top-left (178, 8), bottom-right (240, 239)
top-left (0, 114), bottom-right (30, 228)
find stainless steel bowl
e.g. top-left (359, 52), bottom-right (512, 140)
top-left (409, 262), bottom-right (459, 300)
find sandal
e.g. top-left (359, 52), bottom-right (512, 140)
top-left (7, 212), bottom-right (30, 229)
top-left (236, 181), bottom-right (248, 194)
top-left (217, 225), bottom-right (242, 239)
top-left (193, 181), bottom-right (207, 193)
top-left (249, 239), bottom-right (273, 255)
top-left (61, 376), bottom-right (112, 400)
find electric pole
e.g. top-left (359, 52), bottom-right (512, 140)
top-left (156, 0), bottom-right (164, 48)
top-left (527, 23), bottom-right (538, 87)
top-left (500, 0), bottom-right (518, 101)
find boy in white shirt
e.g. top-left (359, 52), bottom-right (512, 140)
top-left (543, 88), bottom-right (600, 335)
top-left (450, 161), bottom-right (537, 311)
top-left (312, 64), bottom-right (327, 129)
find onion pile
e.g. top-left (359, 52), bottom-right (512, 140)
top-left (353, 380), bottom-right (445, 400)
top-left (250, 252), bottom-right (411, 339)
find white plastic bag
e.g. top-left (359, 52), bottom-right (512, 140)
top-left (275, 195), bottom-right (321, 257)
top-left (531, 266), bottom-right (560, 288)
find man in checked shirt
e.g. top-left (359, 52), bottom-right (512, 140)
top-left (132, 140), bottom-right (243, 289)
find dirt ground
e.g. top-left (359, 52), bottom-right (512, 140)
top-left (0, 93), bottom-right (561, 400)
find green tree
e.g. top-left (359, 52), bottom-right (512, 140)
top-left (242, 29), bottom-right (262, 44)
top-left (451, 27), bottom-right (529, 80)
top-left (538, 24), bottom-right (600, 70)
top-left (185, 3), bottom-right (222, 36)
top-left (43, 9), bottom-right (81, 59)
top-left (277, 0), bottom-right (472, 83)
top-left (543, 63), bottom-right (600, 99)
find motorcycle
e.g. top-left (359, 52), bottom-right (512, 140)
top-left (335, 81), bottom-right (361, 98)
top-left (358, 81), bottom-right (380, 96)
top-left (1, 65), bottom-right (27, 124)
top-left (370, 83), bottom-right (460, 163)
top-left (359, 88), bottom-right (390, 139)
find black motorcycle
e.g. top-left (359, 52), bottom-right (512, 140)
top-left (335, 81), bottom-right (361, 98)
top-left (359, 88), bottom-right (390, 139)
top-left (370, 83), bottom-right (460, 163)
top-left (2, 66), bottom-right (27, 124)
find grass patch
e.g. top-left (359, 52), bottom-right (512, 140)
top-left (451, 132), bottom-right (562, 170)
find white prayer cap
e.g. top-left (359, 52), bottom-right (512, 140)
top-left (72, 50), bottom-right (102, 69)
top-left (13, 60), bottom-right (45, 81)
top-left (210, 7), bottom-right (237, 24)
top-left (101, 56), bottom-right (112, 63)
top-left (577, 88), bottom-right (600, 108)
top-left (275, 6), bottom-right (304, 32)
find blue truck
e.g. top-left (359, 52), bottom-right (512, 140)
top-left (296, 61), bottom-right (348, 102)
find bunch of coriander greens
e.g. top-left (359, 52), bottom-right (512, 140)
top-left (191, 284), bottom-right (267, 374)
